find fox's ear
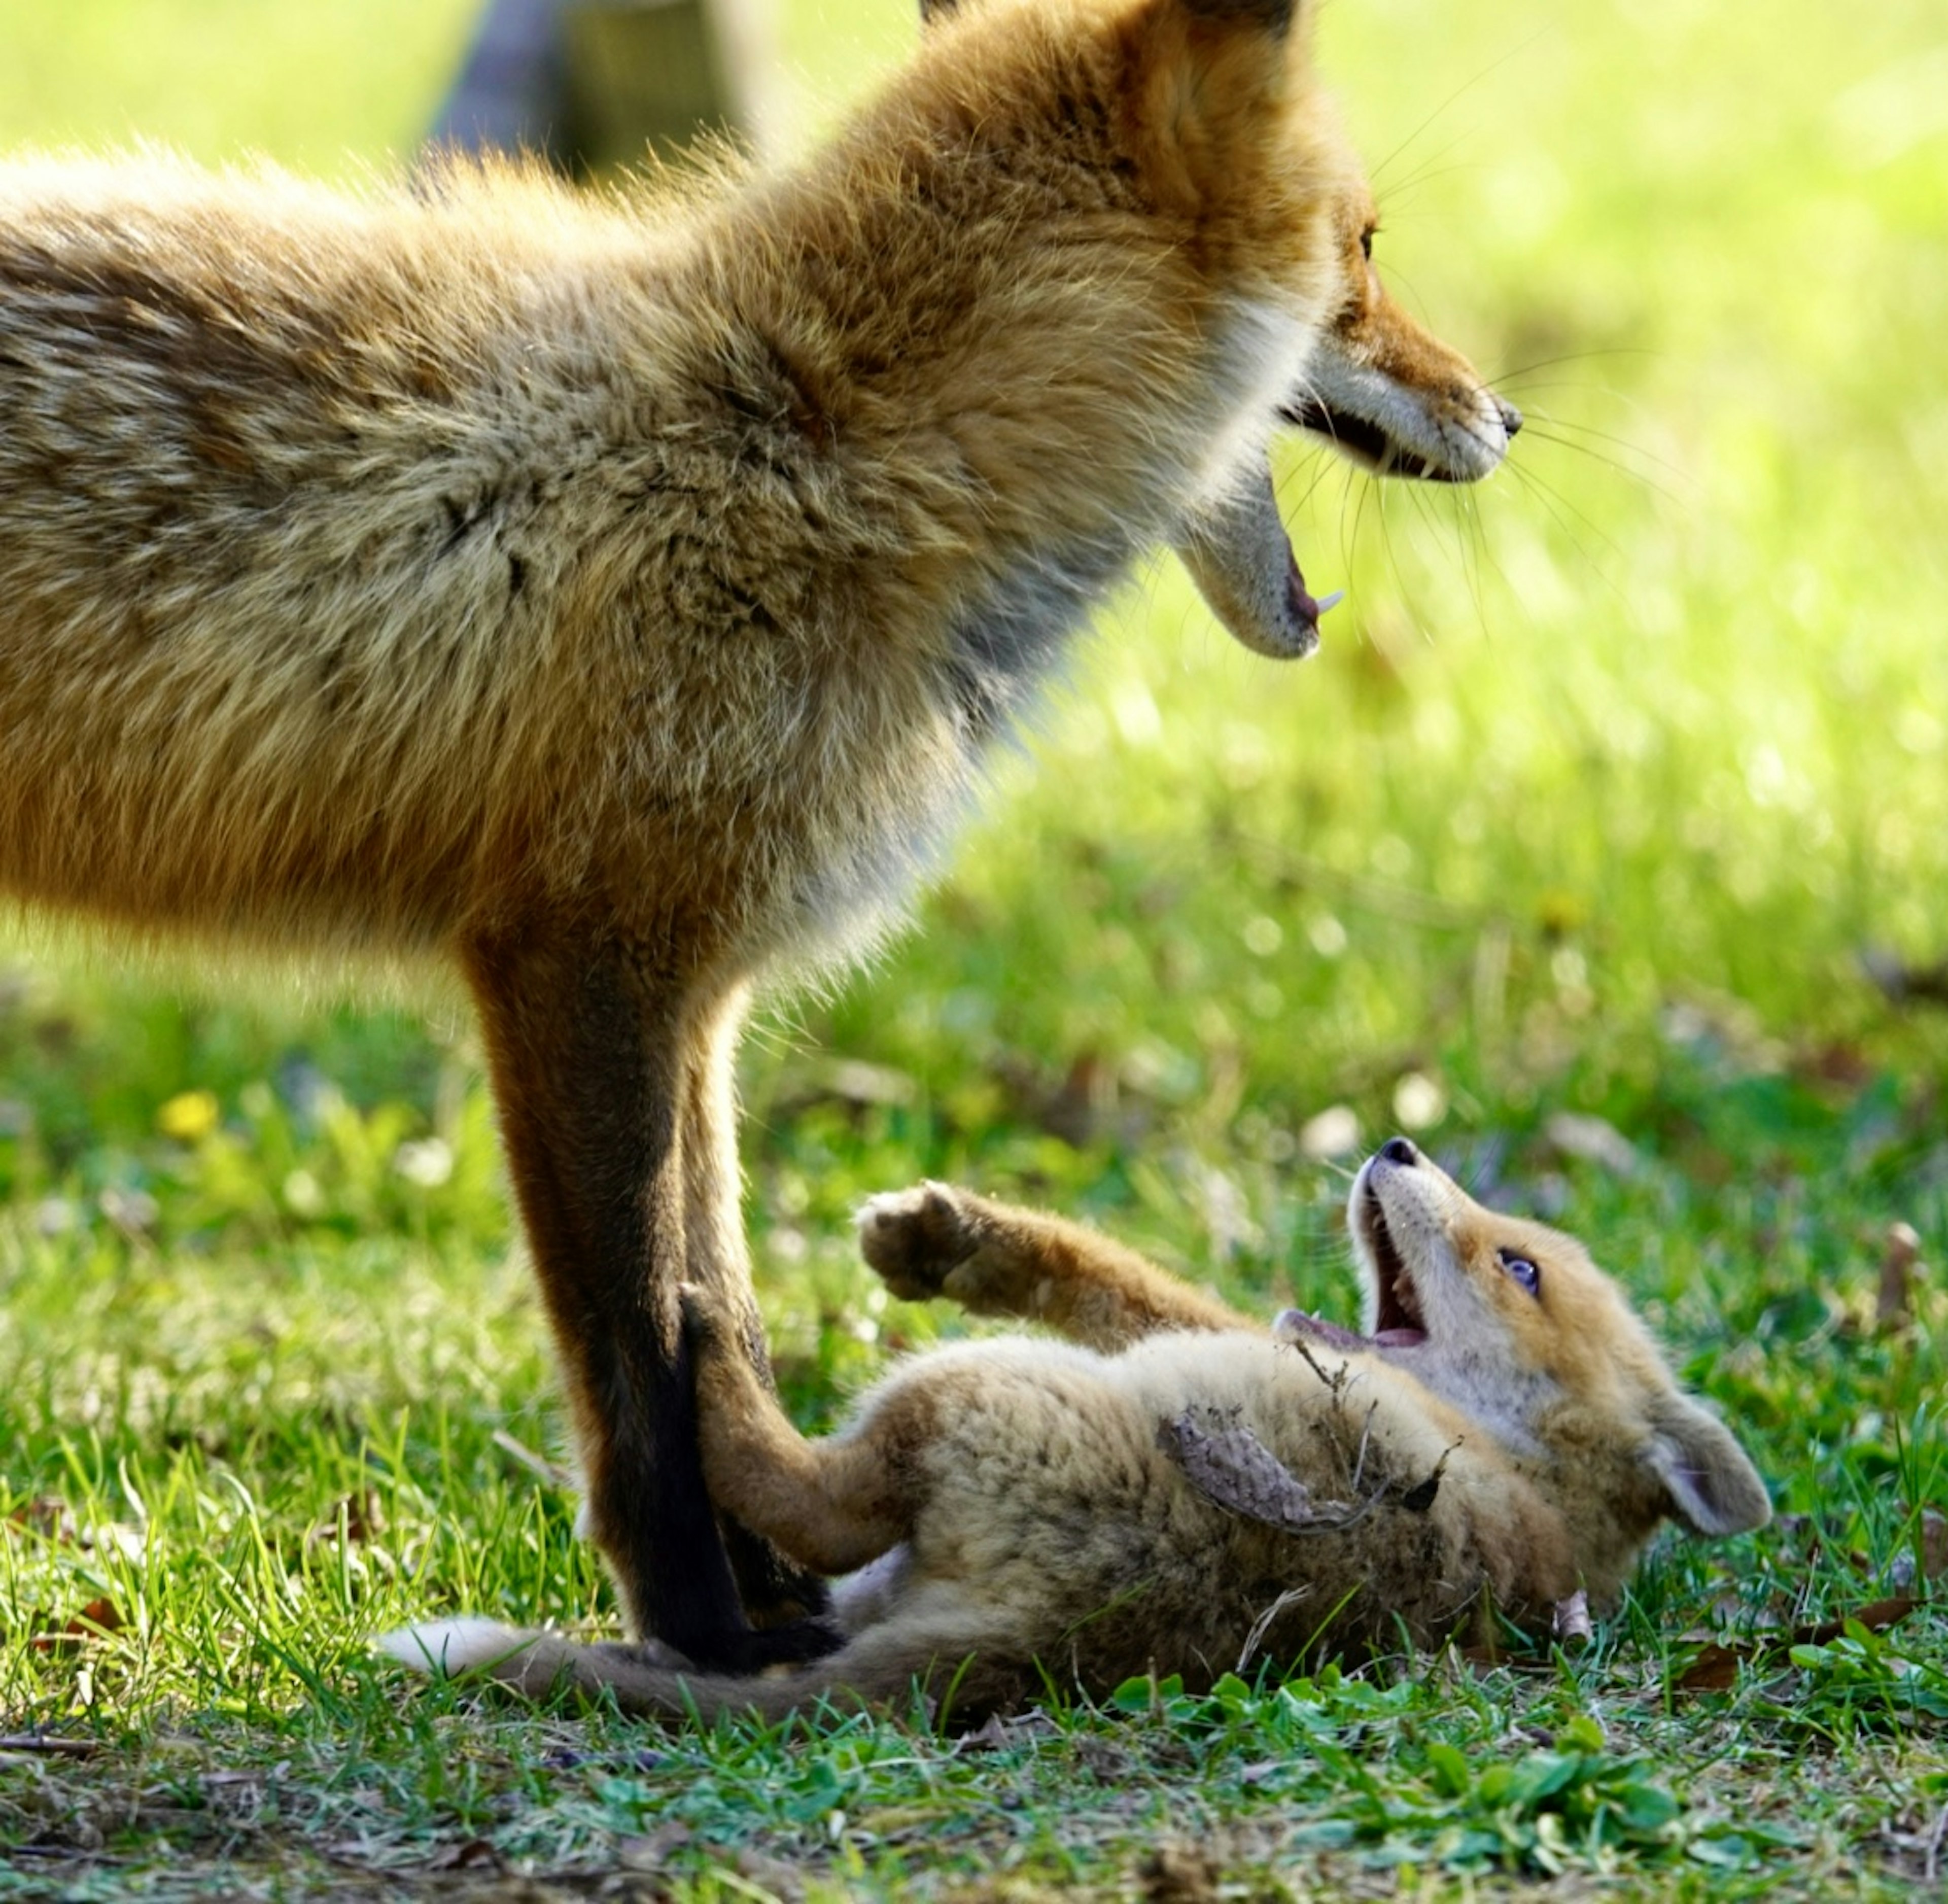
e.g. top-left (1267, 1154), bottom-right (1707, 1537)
top-left (1182, 0), bottom-right (1299, 34)
top-left (924, 0), bottom-right (1302, 27)
top-left (1643, 1394), bottom-right (1771, 1538)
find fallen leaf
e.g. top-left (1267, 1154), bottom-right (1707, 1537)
top-left (957, 1710), bottom-right (1059, 1753)
top-left (1158, 1411), bottom-right (1325, 1533)
top-left (1553, 1590), bottom-right (1593, 1645)
top-left (1676, 1597), bottom-right (1918, 1690)
top-left (1796, 1597), bottom-right (1919, 1644)
top-left (1674, 1644), bottom-right (1743, 1693)
top-left (29, 1598), bottom-right (123, 1653)
top-left (426, 1838), bottom-right (503, 1874)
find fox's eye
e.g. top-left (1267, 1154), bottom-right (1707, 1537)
top-left (1498, 1249), bottom-right (1541, 1298)
top-left (1359, 226), bottom-right (1376, 261)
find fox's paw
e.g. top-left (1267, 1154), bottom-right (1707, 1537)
top-left (856, 1182), bottom-right (984, 1300)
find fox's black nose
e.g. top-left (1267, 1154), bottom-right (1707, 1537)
top-left (1497, 397), bottom-right (1523, 439)
top-left (1380, 1135), bottom-right (1418, 1166)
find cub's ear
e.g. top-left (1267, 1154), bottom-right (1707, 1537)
top-left (1643, 1393), bottom-right (1772, 1538)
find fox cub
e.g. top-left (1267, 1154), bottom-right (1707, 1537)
top-left (0, 0), bottom-right (1518, 1669)
top-left (391, 1140), bottom-right (1769, 1720)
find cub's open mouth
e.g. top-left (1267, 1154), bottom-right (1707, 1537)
top-left (1358, 1188), bottom-right (1429, 1347)
top-left (1275, 1153), bottom-right (1436, 1357)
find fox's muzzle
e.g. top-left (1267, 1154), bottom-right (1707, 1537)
top-left (1282, 390), bottom-right (1522, 482)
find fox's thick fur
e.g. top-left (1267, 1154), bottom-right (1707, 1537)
top-left (390, 1141), bottom-right (1770, 1721)
top-left (0, 0), bottom-right (1516, 1667)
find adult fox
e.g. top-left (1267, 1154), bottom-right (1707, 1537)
top-left (389, 1139), bottom-right (1770, 1720)
top-left (0, 0), bottom-right (1517, 1668)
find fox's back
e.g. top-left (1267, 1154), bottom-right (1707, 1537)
top-left (871, 1330), bottom-right (1562, 1675)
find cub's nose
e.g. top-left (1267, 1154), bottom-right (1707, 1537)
top-left (1495, 397), bottom-right (1523, 439)
top-left (1379, 1135), bottom-right (1419, 1166)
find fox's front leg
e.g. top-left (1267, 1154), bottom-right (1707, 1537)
top-left (858, 1182), bottom-right (1253, 1351)
top-left (462, 927), bottom-right (822, 1673)
top-left (682, 1286), bottom-right (918, 1576)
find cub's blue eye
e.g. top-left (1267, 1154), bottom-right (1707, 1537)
top-left (1498, 1248), bottom-right (1541, 1297)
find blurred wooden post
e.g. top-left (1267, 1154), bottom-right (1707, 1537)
top-left (432, 0), bottom-right (574, 165)
top-left (432, 0), bottom-right (778, 171)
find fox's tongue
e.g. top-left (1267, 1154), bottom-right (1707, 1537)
top-left (1174, 456), bottom-right (1342, 661)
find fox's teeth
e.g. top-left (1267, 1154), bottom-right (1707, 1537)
top-left (1315, 590), bottom-right (1345, 614)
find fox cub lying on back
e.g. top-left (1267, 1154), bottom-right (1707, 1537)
top-left (392, 1140), bottom-right (1768, 1719)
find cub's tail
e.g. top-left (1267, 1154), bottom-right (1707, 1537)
top-left (380, 1617), bottom-right (1027, 1725)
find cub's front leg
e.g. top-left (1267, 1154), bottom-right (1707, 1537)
top-left (858, 1182), bottom-right (1252, 1352)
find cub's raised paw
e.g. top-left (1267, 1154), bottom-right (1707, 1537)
top-left (856, 1182), bottom-right (983, 1300)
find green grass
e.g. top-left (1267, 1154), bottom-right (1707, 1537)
top-left (3, 0), bottom-right (1947, 1896)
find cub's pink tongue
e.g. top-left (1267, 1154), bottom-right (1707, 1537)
top-left (1174, 455), bottom-right (1342, 661)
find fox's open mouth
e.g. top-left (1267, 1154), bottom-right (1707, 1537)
top-left (1274, 1142), bottom-right (1450, 1358)
top-left (1358, 1189), bottom-right (1430, 1347)
top-left (1173, 455), bottom-right (1340, 662)
top-left (1280, 397), bottom-right (1457, 484)
top-left (1279, 1179), bottom-right (1432, 1355)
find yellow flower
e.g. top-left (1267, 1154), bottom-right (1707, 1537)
top-left (157, 1089), bottom-right (220, 1141)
